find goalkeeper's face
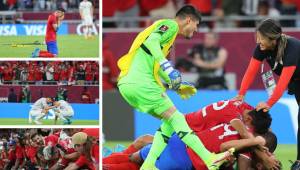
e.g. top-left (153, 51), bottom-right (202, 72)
top-left (182, 17), bottom-right (199, 39)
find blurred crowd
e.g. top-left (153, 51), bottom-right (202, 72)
top-left (0, 61), bottom-right (99, 86)
top-left (103, 30), bottom-right (230, 91)
top-left (0, 128), bottom-right (99, 170)
top-left (0, 0), bottom-right (98, 11)
top-left (103, 0), bottom-right (300, 28)
top-left (7, 85), bottom-right (95, 103)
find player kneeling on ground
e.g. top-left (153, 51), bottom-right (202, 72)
top-left (32, 8), bottom-right (65, 58)
top-left (29, 97), bottom-right (56, 125)
top-left (53, 100), bottom-right (74, 125)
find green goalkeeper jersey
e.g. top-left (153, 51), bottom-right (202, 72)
top-left (117, 19), bottom-right (179, 88)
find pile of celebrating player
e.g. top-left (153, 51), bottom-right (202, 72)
top-left (0, 128), bottom-right (99, 170)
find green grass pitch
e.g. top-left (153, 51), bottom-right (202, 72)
top-left (0, 118), bottom-right (98, 125)
top-left (0, 35), bottom-right (99, 57)
top-left (104, 141), bottom-right (296, 170)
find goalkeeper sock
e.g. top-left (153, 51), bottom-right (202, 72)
top-left (166, 110), bottom-right (212, 164)
top-left (141, 121), bottom-right (173, 168)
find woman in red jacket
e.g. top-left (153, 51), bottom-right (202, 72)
top-left (236, 18), bottom-right (300, 169)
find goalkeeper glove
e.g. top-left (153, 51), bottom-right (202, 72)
top-left (160, 59), bottom-right (181, 90)
top-left (176, 81), bottom-right (197, 99)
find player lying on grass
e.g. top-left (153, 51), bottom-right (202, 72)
top-left (32, 8), bottom-right (65, 58)
top-left (53, 100), bottom-right (75, 125)
top-left (103, 109), bottom-right (280, 170)
top-left (29, 97), bottom-right (56, 125)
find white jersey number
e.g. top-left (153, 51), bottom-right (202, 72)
top-left (202, 100), bottom-right (230, 117)
top-left (210, 124), bottom-right (238, 139)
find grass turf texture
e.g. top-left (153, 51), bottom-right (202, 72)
top-left (0, 118), bottom-right (98, 125)
top-left (104, 141), bottom-right (296, 170)
top-left (0, 35), bottom-right (99, 57)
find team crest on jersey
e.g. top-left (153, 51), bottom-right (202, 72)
top-left (159, 25), bottom-right (169, 32)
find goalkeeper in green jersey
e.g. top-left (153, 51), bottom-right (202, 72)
top-left (117, 5), bottom-right (234, 170)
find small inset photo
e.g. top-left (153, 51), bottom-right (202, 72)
top-left (0, 128), bottom-right (99, 169)
top-left (0, 61), bottom-right (99, 125)
top-left (0, 0), bottom-right (99, 58)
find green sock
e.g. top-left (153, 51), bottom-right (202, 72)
top-left (141, 121), bottom-right (173, 168)
top-left (167, 110), bottom-right (212, 164)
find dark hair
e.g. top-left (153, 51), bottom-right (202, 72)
top-left (176, 5), bottom-right (201, 22)
top-left (261, 131), bottom-right (277, 153)
top-left (57, 8), bottom-right (66, 13)
top-left (256, 18), bottom-right (288, 69)
top-left (248, 109), bottom-right (272, 134)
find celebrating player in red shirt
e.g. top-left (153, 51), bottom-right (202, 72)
top-left (32, 8), bottom-right (65, 58)
top-left (185, 100), bottom-right (255, 139)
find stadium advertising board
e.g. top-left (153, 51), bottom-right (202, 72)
top-left (135, 90), bottom-right (297, 144)
top-left (68, 23), bottom-right (99, 35)
top-left (0, 24), bottom-right (68, 36)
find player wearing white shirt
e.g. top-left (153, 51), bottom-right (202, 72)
top-left (29, 97), bottom-right (55, 125)
top-left (53, 100), bottom-right (74, 125)
top-left (79, 0), bottom-right (93, 39)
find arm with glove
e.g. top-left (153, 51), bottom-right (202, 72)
top-left (143, 27), bottom-right (197, 99)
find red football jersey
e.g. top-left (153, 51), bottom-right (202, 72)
top-left (75, 154), bottom-right (96, 170)
top-left (45, 13), bottom-right (57, 42)
top-left (187, 124), bottom-right (240, 170)
top-left (185, 100), bottom-right (251, 132)
top-left (44, 134), bottom-right (59, 146)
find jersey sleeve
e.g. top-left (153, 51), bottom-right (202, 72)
top-left (267, 66), bottom-right (296, 107)
top-left (158, 67), bottom-right (171, 84)
top-left (239, 57), bottom-right (262, 95)
top-left (143, 20), bottom-right (178, 64)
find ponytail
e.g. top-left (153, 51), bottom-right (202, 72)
top-left (275, 34), bottom-right (288, 67)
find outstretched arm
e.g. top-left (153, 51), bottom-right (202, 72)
top-left (238, 57), bottom-right (262, 99)
top-left (220, 136), bottom-right (265, 152)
